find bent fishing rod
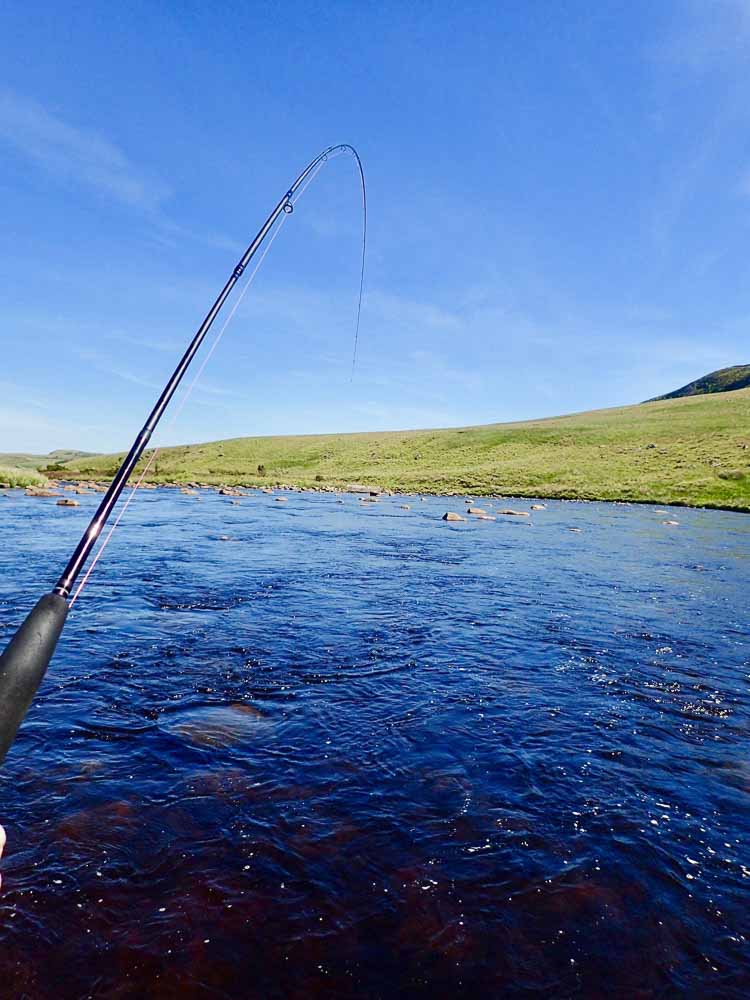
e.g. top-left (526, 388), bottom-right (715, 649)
top-left (0, 143), bottom-right (365, 765)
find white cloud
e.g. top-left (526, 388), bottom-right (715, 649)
top-left (0, 90), bottom-right (169, 209)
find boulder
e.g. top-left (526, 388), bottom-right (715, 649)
top-left (498, 509), bottom-right (530, 517)
top-left (530, 504), bottom-right (546, 511)
top-left (442, 512), bottom-right (466, 522)
top-left (467, 507), bottom-right (487, 515)
top-left (474, 513), bottom-right (496, 520)
top-left (662, 520), bottom-right (680, 526)
top-left (400, 504), bottom-right (411, 510)
top-left (25, 489), bottom-right (61, 498)
top-left (56, 498), bottom-right (79, 507)
top-left (275, 496), bottom-right (288, 503)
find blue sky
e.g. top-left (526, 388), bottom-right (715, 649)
top-left (1, 0), bottom-right (749, 453)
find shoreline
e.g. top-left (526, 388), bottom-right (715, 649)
top-left (8, 478), bottom-right (750, 516)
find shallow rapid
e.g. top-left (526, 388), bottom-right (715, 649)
top-left (0, 488), bottom-right (748, 997)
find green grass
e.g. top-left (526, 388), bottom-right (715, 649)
top-left (0, 449), bottom-right (94, 472)
top-left (0, 466), bottom-right (49, 488)
top-left (61, 387), bottom-right (750, 510)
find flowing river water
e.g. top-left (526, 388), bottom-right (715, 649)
top-left (0, 487), bottom-right (748, 998)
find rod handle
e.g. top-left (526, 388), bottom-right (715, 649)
top-left (0, 593), bottom-right (68, 764)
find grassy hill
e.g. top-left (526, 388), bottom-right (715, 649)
top-left (649, 364), bottom-right (750, 401)
top-left (61, 387), bottom-right (750, 511)
top-left (0, 449), bottom-right (94, 471)
top-left (1, 450), bottom-right (96, 488)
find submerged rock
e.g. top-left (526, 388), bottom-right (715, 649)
top-left (530, 504), bottom-right (546, 510)
top-left (498, 509), bottom-right (530, 517)
top-left (159, 703), bottom-right (269, 748)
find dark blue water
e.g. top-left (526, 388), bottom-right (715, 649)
top-left (0, 488), bottom-right (748, 998)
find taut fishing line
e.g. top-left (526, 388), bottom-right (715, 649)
top-left (71, 147), bottom-right (365, 605)
top-left (0, 144), bottom-right (366, 765)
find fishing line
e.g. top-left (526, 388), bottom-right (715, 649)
top-left (70, 147), bottom-right (365, 606)
top-left (0, 144), bottom-right (367, 762)
top-left (69, 212), bottom-right (291, 606)
top-left (0, 144), bottom-right (367, 766)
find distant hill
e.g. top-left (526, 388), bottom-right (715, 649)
top-left (649, 365), bottom-right (750, 401)
top-left (62, 388), bottom-right (750, 511)
top-left (0, 449), bottom-right (95, 471)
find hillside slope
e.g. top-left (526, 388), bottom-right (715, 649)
top-left (62, 388), bottom-right (750, 511)
top-left (0, 449), bottom-right (95, 471)
top-left (649, 365), bottom-right (750, 401)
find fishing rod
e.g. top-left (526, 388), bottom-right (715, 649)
top-left (0, 143), bottom-right (365, 765)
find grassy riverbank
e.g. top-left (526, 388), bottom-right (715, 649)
top-left (0, 466), bottom-right (49, 489)
top-left (60, 388), bottom-right (750, 510)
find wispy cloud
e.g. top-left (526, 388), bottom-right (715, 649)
top-left (76, 348), bottom-right (238, 400)
top-left (0, 89), bottom-right (169, 210)
top-left (646, 2), bottom-right (750, 252)
top-left (655, 0), bottom-right (750, 71)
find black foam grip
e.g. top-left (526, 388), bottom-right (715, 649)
top-left (0, 593), bottom-right (68, 764)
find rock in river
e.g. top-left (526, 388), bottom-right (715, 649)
top-left (442, 512), bottom-right (466, 522)
top-left (159, 703), bottom-right (270, 748)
